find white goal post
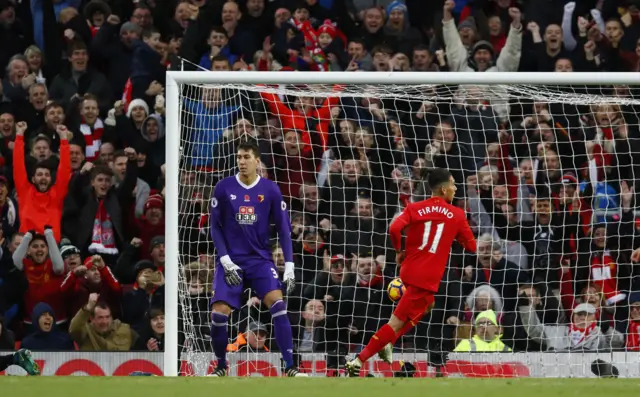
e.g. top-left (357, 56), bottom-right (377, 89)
top-left (164, 71), bottom-right (640, 377)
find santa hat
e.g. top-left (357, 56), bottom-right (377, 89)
top-left (145, 194), bottom-right (164, 212)
top-left (318, 19), bottom-right (337, 38)
top-left (127, 98), bottom-right (150, 118)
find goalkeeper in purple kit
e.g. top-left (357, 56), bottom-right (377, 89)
top-left (208, 141), bottom-right (306, 377)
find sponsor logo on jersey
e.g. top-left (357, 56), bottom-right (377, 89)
top-left (244, 195), bottom-right (250, 202)
top-left (230, 194), bottom-right (236, 200)
top-left (236, 206), bottom-right (257, 224)
top-left (258, 195), bottom-right (265, 203)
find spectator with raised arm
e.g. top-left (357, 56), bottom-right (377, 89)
top-left (110, 149), bottom-right (150, 218)
top-left (13, 121), bottom-right (71, 241)
top-left (122, 260), bottom-right (165, 328)
top-left (90, 14), bottom-right (140, 97)
top-left (442, 0), bottom-right (522, 73)
top-left (69, 293), bottom-right (137, 351)
top-left (62, 147), bottom-right (137, 263)
top-left (12, 227), bottom-right (66, 329)
top-left (519, 301), bottom-right (624, 352)
top-left (60, 254), bottom-right (122, 321)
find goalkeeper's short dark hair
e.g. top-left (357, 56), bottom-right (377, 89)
top-left (428, 168), bottom-right (452, 190)
top-left (237, 141), bottom-right (261, 158)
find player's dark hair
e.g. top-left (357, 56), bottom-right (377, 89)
top-left (428, 168), bottom-right (452, 191)
top-left (237, 141), bottom-right (261, 158)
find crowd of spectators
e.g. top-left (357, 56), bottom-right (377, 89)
top-left (1, 0), bottom-right (640, 368)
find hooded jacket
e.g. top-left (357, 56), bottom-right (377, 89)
top-left (140, 114), bottom-right (166, 169)
top-left (21, 302), bottom-right (75, 351)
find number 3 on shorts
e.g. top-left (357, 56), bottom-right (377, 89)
top-left (271, 268), bottom-right (279, 279)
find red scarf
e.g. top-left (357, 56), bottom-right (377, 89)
top-left (591, 252), bottom-right (625, 305)
top-left (80, 117), bottom-right (104, 161)
top-left (569, 322), bottom-right (597, 347)
top-left (626, 321), bottom-right (640, 350)
top-left (591, 126), bottom-right (615, 182)
top-left (89, 199), bottom-right (118, 255)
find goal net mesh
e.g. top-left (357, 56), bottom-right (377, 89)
top-left (176, 80), bottom-right (640, 377)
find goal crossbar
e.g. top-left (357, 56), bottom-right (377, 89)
top-left (166, 71), bottom-right (639, 86)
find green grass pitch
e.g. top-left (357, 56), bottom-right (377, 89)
top-left (1, 377), bottom-right (639, 397)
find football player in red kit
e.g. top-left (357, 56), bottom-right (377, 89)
top-left (346, 168), bottom-right (477, 376)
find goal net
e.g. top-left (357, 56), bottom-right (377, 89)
top-left (167, 72), bottom-right (640, 378)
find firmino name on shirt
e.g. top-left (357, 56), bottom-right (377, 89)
top-left (417, 206), bottom-right (454, 219)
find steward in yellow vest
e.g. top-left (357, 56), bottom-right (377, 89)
top-left (454, 310), bottom-right (512, 352)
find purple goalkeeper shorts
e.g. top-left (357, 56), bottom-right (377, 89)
top-left (211, 261), bottom-right (283, 309)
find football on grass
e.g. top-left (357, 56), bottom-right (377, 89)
top-left (387, 278), bottom-right (406, 302)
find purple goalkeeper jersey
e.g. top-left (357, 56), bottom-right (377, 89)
top-left (209, 175), bottom-right (294, 266)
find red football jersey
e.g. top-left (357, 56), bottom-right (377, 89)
top-left (23, 258), bottom-right (66, 323)
top-left (389, 197), bottom-right (476, 292)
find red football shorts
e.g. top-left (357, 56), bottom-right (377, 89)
top-left (393, 284), bottom-right (436, 325)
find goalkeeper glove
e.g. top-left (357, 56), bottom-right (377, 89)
top-left (220, 255), bottom-right (243, 286)
top-left (283, 262), bottom-right (296, 295)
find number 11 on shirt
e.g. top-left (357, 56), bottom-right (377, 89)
top-left (417, 221), bottom-right (445, 253)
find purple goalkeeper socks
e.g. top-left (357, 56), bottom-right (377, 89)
top-left (270, 300), bottom-right (295, 369)
top-left (210, 312), bottom-right (229, 369)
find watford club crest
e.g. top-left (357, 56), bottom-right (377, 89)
top-left (258, 195), bottom-right (265, 203)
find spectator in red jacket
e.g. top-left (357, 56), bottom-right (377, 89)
top-left (12, 121), bottom-right (71, 241)
top-left (12, 228), bottom-right (66, 329)
top-left (60, 254), bottom-right (122, 320)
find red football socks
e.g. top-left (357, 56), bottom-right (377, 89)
top-left (393, 321), bottom-right (415, 343)
top-left (358, 324), bottom-right (396, 362)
